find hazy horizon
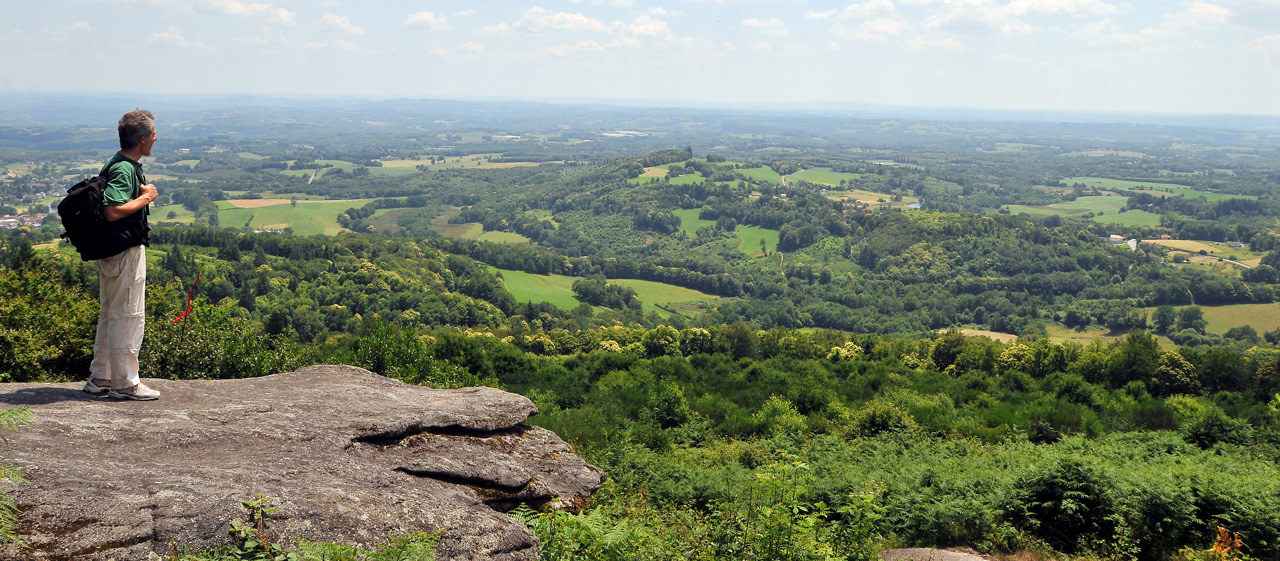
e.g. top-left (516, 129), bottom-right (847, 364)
top-left (5, 1), bottom-right (1280, 117)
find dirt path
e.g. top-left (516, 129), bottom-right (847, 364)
top-left (882, 548), bottom-right (994, 561)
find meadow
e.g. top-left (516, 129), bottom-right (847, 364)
top-left (1005, 195), bottom-right (1161, 227)
top-left (1062, 176), bottom-right (1256, 202)
top-left (734, 165), bottom-right (782, 184)
top-left (1198, 303), bottom-right (1280, 334)
top-left (1047, 325), bottom-right (1178, 350)
top-left (215, 198), bottom-right (373, 235)
top-left (788, 167), bottom-right (862, 187)
top-left (1147, 239), bottom-right (1266, 261)
top-left (673, 208), bottom-right (714, 234)
top-left (492, 267), bottom-right (718, 317)
top-left (738, 225), bottom-right (781, 256)
top-left (673, 209), bottom-right (780, 257)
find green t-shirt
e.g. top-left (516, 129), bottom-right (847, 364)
top-left (101, 153), bottom-right (147, 207)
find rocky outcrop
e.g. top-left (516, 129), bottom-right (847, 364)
top-left (0, 365), bottom-right (606, 560)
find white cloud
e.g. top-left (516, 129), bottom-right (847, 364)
top-left (148, 26), bottom-right (187, 45)
top-left (1074, 3), bottom-right (1231, 45)
top-left (484, 7), bottom-right (607, 34)
top-left (834, 18), bottom-right (908, 41)
top-left (320, 14), bottom-right (364, 35)
top-left (806, 9), bottom-right (838, 20)
top-left (405, 11), bottom-right (448, 30)
top-left (1005, 0), bottom-right (1117, 17)
top-left (1166, 2), bottom-right (1230, 27)
top-left (206, 0), bottom-right (295, 25)
top-left (1252, 33), bottom-right (1280, 53)
top-left (428, 47), bottom-right (450, 56)
top-left (836, 0), bottom-right (897, 20)
top-left (68, 22), bottom-right (92, 32)
top-left (460, 42), bottom-right (484, 53)
top-left (613, 15), bottom-right (672, 37)
top-left (547, 40), bottom-right (606, 55)
top-left (649, 7), bottom-right (684, 17)
top-left (741, 17), bottom-right (790, 36)
top-left (453, 10), bottom-right (475, 17)
top-left (909, 36), bottom-right (963, 49)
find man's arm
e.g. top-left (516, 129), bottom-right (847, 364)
top-left (104, 183), bottom-right (158, 222)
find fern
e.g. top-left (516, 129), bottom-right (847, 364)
top-left (0, 406), bottom-right (33, 545)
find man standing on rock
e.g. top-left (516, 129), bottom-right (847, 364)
top-left (82, 109), bottom-right (160, 400)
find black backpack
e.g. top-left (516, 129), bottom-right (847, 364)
top-left (58, 161), bottom-right (149, 261)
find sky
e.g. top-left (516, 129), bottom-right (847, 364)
top-left (4, 0), bottom-right (1280, 115)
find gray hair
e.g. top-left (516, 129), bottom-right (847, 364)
top-left (117, 109), bottom-right (155, 149)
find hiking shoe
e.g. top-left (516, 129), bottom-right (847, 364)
top-left (108, 383), bottom-right (160, 401)
top-left (82, 378), bottom-right (112, 395)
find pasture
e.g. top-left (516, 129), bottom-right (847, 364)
top-left (215, 198), bottom-right (372, 235)
top-left (167, 160), bottom-right (199, 169)
top-left (237, 152), bottom-right (269, 160)
top-left (789, 167), bottom-right (861, 187)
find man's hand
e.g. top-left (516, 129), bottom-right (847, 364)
top-left (104, 184), bottom-right (158, 222)
top-left (140, 183), bottom-right (158, 204)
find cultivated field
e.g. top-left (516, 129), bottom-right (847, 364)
top-left (226, 198), bottom-right (293, 209)
top-left (826, 189), bottom-right (917, 206)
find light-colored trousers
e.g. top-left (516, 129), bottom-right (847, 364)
top-left (90, 245), bottom-right (146, 389)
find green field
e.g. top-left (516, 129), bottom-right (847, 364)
top-left (736, 166), bottom-right (782, 184)
top-left (477, 231), bottom-right (531, 244)
top-left (493, 269), bottom-right (583, 310)
top-left (1089, 209), bottom-right (1162, 227)
top-left (237, 152), bottom-right (269, 160)
top-left (215, 199), bottom-right (372, 235)
top-left (1005, 195), bottom-right (1159, 226)
top-left (1199, 303), bottom-right (1280, 334)
top-left (152, 204), bottom-right (198, 224)
top-left (669, 173), bottom-right (706, 186)
top-left (738, 225), bottom-right (780, 256)
top-left (1047, 325), bottom-right (1177, 350)
top-left (789, 167), bottom-right (861, 187)
top-left (1061, 176), bottom-right (1255, 202)
top-left (168, 160), bottom-right (199, 168)
top-left (612, 278), bottom-right (719, 316)
top-left (674, 208), bottom-right (715, 236)
top-left (492, 268), bottom-right (718, 317)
